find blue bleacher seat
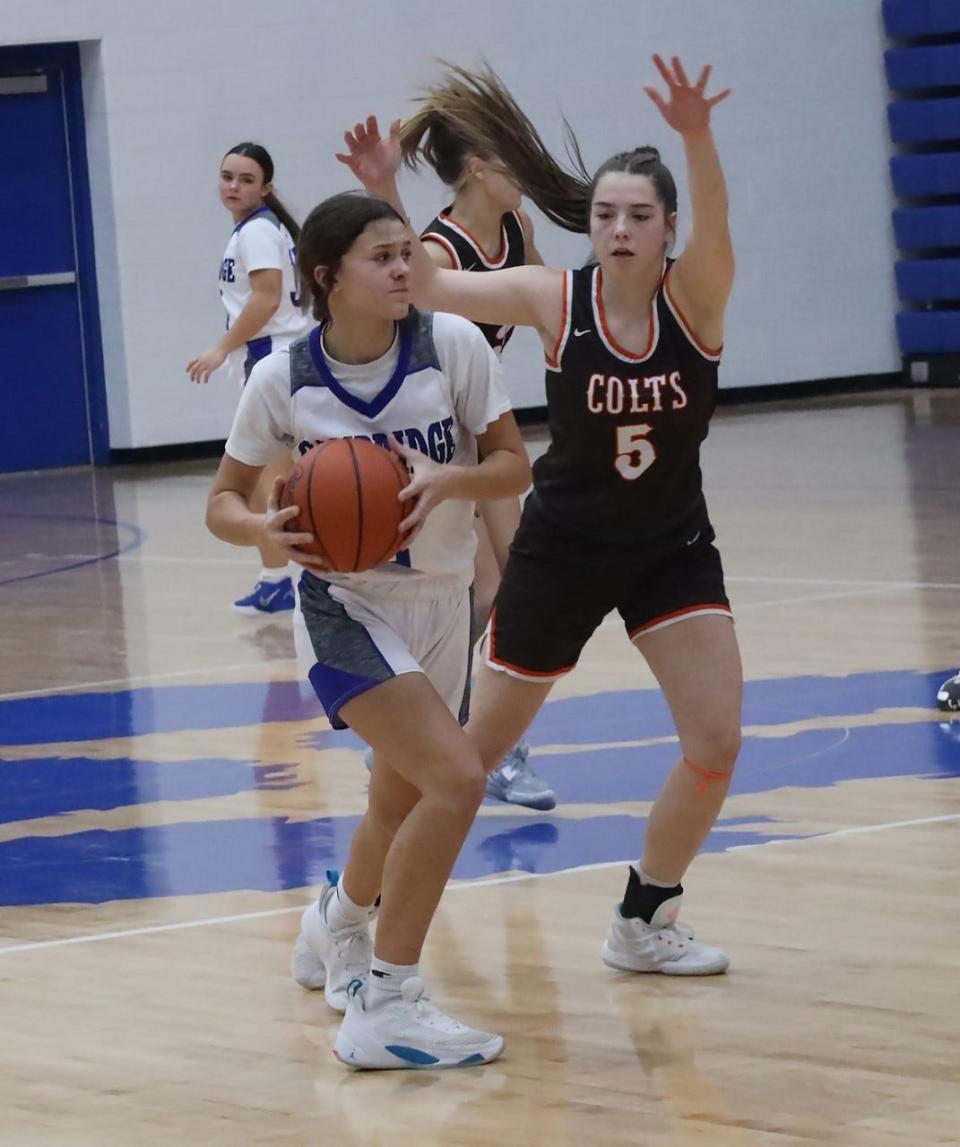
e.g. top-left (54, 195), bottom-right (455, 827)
top-left (890, 153), bottom-right (960, 198)
top-left (884, 0), bottom-right (960, 41)
top-left (888, 97), bottom-right (960, 144)
top-left (895, 259), bottom-right (960, 301)
top-left (893, 205), bottom-right (960, 249)
top-left (885, 44), bottom-right (960, 90)
top-left (896, 311), bottom-right (960, 354)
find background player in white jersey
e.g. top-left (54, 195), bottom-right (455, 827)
top-left (389, 101), bottom-right (555, 811)
top-left (188, 143), bottom-right (312, 615)
top-left (340, 55), bottom-right (738, 980)
top-left (206, 192), bottom-right (530, 1069)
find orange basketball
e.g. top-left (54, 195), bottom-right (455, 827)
top-left (281, 438), bottom-right (410, 572)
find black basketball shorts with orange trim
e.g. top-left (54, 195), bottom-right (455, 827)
top-left (484, 517), bottom-right (732, 681)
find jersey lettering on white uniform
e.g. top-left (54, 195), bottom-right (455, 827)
top-left (225, 309), bottom-right (512, 586)
top-left (218, 206), bottom-right (312, 385)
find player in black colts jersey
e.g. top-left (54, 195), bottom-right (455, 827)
top-left (340, 54), bottom-right (737, 976)
top-left (395, 102), bottom-right (556, 811)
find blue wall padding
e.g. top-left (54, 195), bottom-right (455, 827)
top-left (893, 205), bottom-right (960, 248)
top-left (886, 44), bottom-right (960, 90)
top-left (896, 311), bottom-right (960, 353)
top-left (888, 97), bottom-right (960, 144)
top-left (890, 153), bottom-right (960, 198)
top-left (884, 0), bottom-right (960, 40)
top-left (895, 258), bottom-right (960, 300)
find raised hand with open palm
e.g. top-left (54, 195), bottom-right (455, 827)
top-left (645, 54), bottom-right (731, 137)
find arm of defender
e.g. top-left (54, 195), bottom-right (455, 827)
top-left (645, 55), bottom-right (734, 348)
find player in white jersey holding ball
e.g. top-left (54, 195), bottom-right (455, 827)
top-left (206, 191), bottom-right (530, 1069)
top-left (188, 142), bottom-right (312, 615)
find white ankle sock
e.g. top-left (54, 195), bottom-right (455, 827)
top-left (259, 566), bottom-right (288, 584)
top-left (633, 862), bottom-right (679, 890)
top-left (368, 958), bottom-right (418, 1000)
top-left (325, 876), bottom-right (372, 932)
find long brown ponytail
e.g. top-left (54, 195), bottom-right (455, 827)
top-left (400, 64), bottom-right (677, 235)
top-left (400, 63), bottom-right (592, 233)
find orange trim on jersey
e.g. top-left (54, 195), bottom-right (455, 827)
top-left (486, 607), bottom-right (575, 679)
top-left (627, 603), bottom-right (733, 641)
top-left (545, 271), bottom-right (570, 370)
top-left (438, 210), bottom-right (508, 267)
top-left (594, 267), bottom-right (658, 362)
top-left (421, 233), bottom-right (461, 270)
top-left (662, 266), bottom-right (723, 360)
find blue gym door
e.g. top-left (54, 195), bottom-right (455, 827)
top-left (0, 48), bottom-right (107, 473)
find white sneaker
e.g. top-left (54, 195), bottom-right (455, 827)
top-left (601, 895), bottom-right (729, 976)
top-left (333, 977), bottom-right (504, 1070)
top-left (290, 870), bottom-right (373, 1013)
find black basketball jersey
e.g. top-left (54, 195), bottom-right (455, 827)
top-left (528, 261), bottom-right (722, 548)
top-left (421, 208), bottom-right (526, 355)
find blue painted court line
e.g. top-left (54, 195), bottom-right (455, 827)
top-left (0, 513), bottom-right (146, 587)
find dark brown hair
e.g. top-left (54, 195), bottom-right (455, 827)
top-left (224, 142), bottom-right (301, 242)
top-left (297, 192), bottom-right (405, 321)
top-left (400, 64), bottom-right (676, 233)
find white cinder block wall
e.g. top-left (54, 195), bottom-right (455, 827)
top-left (2, 0), bottom-right (899, 449)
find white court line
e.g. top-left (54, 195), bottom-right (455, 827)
top-left (12, 553), bottom-right (960, 589)
top-left (0, 659), bottom-right (299, 702)
top-left (600, 582), bottom-right (908, 629)
top-left (2, 811), bottom-right (957, 957)
top-left (733, 584), bottom-right (908, 612)
top-left (115, 554), bottom-right (249, 566)
top-left (728, 810), bottom-right (960, 846)
top-left (3, 572), bottom-right (953, 700)
top-left (727, 575), bottom-right (960, 591)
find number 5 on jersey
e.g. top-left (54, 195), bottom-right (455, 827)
top-left (615, 423), bottom-right (657, 480)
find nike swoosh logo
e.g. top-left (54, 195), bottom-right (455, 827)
top-left (685, 531), bottom-right (701, 546)
top-left (573, 328), bottom-right (591, 337)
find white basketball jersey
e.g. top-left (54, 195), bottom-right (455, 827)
top-left (225, 310), bottom-right (512, 586)
top-left (219, 207), bottom-right (311, 384)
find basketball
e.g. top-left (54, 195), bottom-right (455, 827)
top-left (281, 438), bottom-right (410, 571)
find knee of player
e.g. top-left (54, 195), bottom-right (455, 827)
top-left (683, 722), bottom-right (741, 774)
top-left (429, 747), bottom-right (486, 816)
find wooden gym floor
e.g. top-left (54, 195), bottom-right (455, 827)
top-left (0, 388), bottom-right (958, 1146)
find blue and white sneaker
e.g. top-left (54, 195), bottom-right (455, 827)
top-left (290, 870), bottom-right (373, 1013)
top-left (485, 740), bottom-right (556, 811)
top-left (333, 977), bottom-right (504, 1070)
top-left (233, 576), bottom-right (295, 616)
